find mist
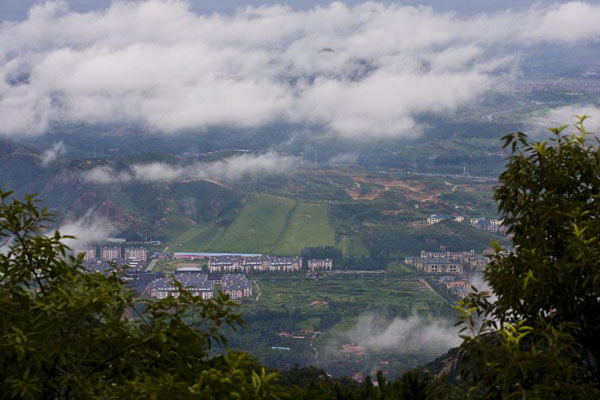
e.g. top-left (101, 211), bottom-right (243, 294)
top-left (83, 151), bottom-right (298, 184)
top-left (55, 212), bottom-right (114, 248)
top-left (348, 314), bottom-right (461, 354)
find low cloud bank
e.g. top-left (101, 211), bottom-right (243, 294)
top-left (55, 213), bottom-right (114, 248)
top-left (532, 105), bottom-right (600, 134)
top-left (83, 151), bottom-right (298, 184)
top-left (40, 141), bottom-right (65, 166)
top-left (1, 1), bottom-right (600, 140)
top-left (349, 314), bottom-right (461, 354)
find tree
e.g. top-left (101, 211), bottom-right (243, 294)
top-left (449, 116), bottom-right (600, 398)
top-left (0, 191), bottom-right (285, 399)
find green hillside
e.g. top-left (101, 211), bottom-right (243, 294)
top-left (167, 194), bottom-right (336, 255)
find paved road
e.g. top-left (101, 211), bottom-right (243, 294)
top-left (145, 259), bottom-right (158, 272)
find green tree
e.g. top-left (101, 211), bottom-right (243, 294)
top-left (0, 191), bottom-right (285, 399)
top-left (449, 116), bottom-right (600, 399)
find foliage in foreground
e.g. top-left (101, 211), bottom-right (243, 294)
top-left (449, 116), bottom-right (600, 399)
top-left (0, 191), bottom-right (284, 399)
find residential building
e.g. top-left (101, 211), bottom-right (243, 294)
top-left (221, 274), bottom-right (252, 300)
top-left (308, 259), bottom-right (333, 270)
top-left (174, 252), bottom-right (260, 260)
top-left (100, 247), bottom-right (121, 261)
top-left (74, 247), bottom-right (96, 261)
top-left (268, 256), bottom-right (302, 272)
top-left (124, 247), bottom-right (148, 262)
top-left (427, 214), bottom-right (447, 224)
top-left (146, 272), bottom-right (213, 300)
top-left (423, 260), bottom-right (463, 273)
top-left (208, 256), bottom-right (243, 273)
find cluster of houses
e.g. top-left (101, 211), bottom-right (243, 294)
top-left (173, 252), bottom-right (332, 273)
top-left (278, 329), bottom-right (319, 340)
top-left (145, 267), bottom-right (252, 301)
top-left (431, 276), bottom-right (471, 298)
top-left (75, 246), bottom-right (149, 272)
top-left (404, 250), bottom-right (488, 274)
top-left (426, 215), bottom-right (507, 235)
top-left (208, 255), bottom-right (302, 273)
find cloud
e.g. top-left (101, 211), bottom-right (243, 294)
top-left (532, 104), bottom-right (600, 134)
top-left (1, 1), bottom-right (599, 139)
top-left (84, 151), bottom-right (298, 183)
top-left (40, 140), bottom-right (66, 166)
top-left (348, 314), bottom-right (461, 354)
top-left (328, 153), bottom-right (359, 166)
top-left (54, 212), bottom-right (114, 248)
top-left (83, 165), bottom-right (131, 184)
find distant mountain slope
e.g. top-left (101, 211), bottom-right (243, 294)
top-left (167, 194), bottom-right (336, 255)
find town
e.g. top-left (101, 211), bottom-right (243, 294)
top-left (74, 246), bottom-right (333, 301)
top-left (426, 214), bottom-right (507, 235)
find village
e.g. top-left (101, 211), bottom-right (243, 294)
top-left (73, 246), bottom-right (333, 302)
top-left (426, 214), bottom-right (507, 235)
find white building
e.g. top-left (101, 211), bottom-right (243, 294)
top-left (124, 247), bottom-right (148, 262)
top-left (100, 247), bottom-right (121, 261)
top-left (74, 247), bottom-right (96, 261)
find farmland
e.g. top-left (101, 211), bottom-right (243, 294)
top-left (225, 274), bottom-right (454, 377)
top-left (168, 194), bottom-right (336, 254)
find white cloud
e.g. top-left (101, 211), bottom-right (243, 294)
top-left (349, 314), bottom-right (461, 353)
top-left (83, 165), bottom-right (131, 184)
top-left (532, 104), bottom-right (600, 134)
top-left (83, 151), bottom-right (298, 183)
top-left (1, 1), bottom-right (599, 139)
top-left (40, 140), bottom-right (65, 166)
top-left (54, 212), bottom-right (114, 248)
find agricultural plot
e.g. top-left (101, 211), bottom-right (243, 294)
top-left (227, 274), bottom-right (454, 377)
top-left (167, 194), bottom-right (337, 255)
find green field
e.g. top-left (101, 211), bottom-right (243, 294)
top-left (226, 274), bottom-right (454, 376)
top-left (244, 275), bottom-right (447, 317)
top-left (167, 194), bottom-right (336, 255)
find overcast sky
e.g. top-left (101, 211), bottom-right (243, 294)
top-left (1, 1), bottom-right (599, 141)
top-left (0, 1), bottom-right (575, 20)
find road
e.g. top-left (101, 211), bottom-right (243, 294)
top-left (145, 259), bottom-right (158, 272)
top-left (254, 280), bottom-right (261, 302)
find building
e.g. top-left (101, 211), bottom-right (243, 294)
top-left (124, 247), bottom-right (148, 262)
top-left (308, 259), bottom-right (333, 271)
top-left (240, 256), bottom-right (270, 272)
top-left (268, 256), bottom-right (302, 272)
top-left (100, 247), bottom-right (121, 261)
top-left (427, 214), bottom-right (447, 224)
top-left (82, 259), bottom-right (113, 274)
top-left (208, 256), bottom-right (243, 273)
top-left (74, 247), bottom-right (96, 261)
top-left (221, 274), bottom-right (252, 300)
top-left (423, 260), bottom-right (463, 273)
top-left (174, 252), bottom-right (261, 260)
top-left (420, 250), bottom-right (475, 260)
top-left (208, 255), bottom-right (302, 273)
top-left (146, 272), bottom-right (213, 300)
top-left (405, 251), bottom-right (477, 273)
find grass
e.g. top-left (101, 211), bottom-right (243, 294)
top-left (387, 262), bottom-right (416, 274)
top-left (271, 203), bottom-right (336, 254)
top-left (242, 275), bottom-right (448, 317)
top-left (167, 194), bottom-right (337, 255)
top-left (209, 194), bottom-right (295, 253)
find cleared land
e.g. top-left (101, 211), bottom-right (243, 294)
top-left (167, 194), bottom-right (336, 255)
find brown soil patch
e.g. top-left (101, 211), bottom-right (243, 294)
top-left (346, 189), bottom-right (382, 200)
top-left (352, 176), bottom-right (425, 192)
